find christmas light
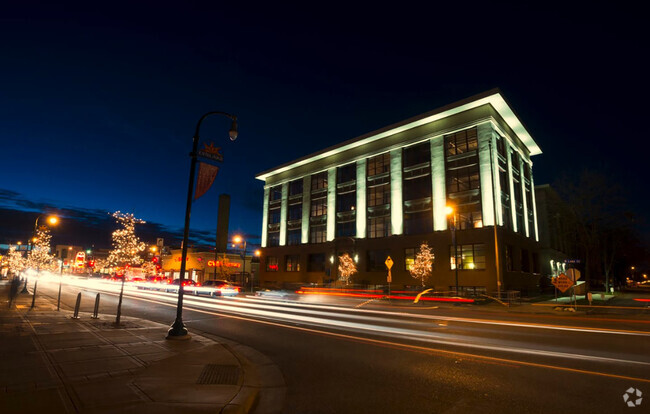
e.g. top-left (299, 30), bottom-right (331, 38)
top-left (338, 253), bottom-right (357, 285)
top-left (410, 242), bottom-right (434, 287)
top-left (107, 211), bottom-right (146, 268)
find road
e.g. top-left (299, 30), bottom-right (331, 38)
top-left (31, 276), bottom-right (650, 413)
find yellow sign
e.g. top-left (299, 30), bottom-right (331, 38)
top-left (387, 269), bottom-right (392, 283)
top-left (385, 256), bottom-right (393, 270)
top-left (552, 273), bottom-right (574, 293)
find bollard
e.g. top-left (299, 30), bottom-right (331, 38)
top-left (30, 280), bottom-right (38, 309)
top-left (91, 293), bottom-right (100, 319)
top-left (72, 292), bottom-right (81, 319)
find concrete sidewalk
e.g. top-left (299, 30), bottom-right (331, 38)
top-left (0, 280), bottom-right (285, 414)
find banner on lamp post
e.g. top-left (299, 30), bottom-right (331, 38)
top-left (194, 162), bottom-right (219, 201)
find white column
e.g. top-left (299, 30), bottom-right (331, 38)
top-left (520, 160), bottom-right (529, 237)
top-left (327, 168), bottom-right (337, 241)
top-left (492, 136), bottom-right (503, 226)
top-left (507, 146), bottom-right (517, 233)
top-left (431, 137), bottom-right (447, 231)
top-left (477, 124), bottom-right (495, 227)
top-left (261, 186), bottom-right (270, 247)
top-left (302, 175), bottom-right (311, 244)
top-left (390, 149), bottom-right (403, 235)
top-left (356, 159), bottom-right (367, 238)
top-left (279, 182), bottom-right (288, 246)
top-left (530, 164), bottom-right (539, 241)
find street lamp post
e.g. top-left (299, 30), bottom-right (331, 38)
top-left (22, 214), bottom-right (58, 293)
top-left (167, 111), bottom-right (238, 339)
top-left (446, 206), bottom-right (459, 295)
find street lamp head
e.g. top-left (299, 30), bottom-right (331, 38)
top-left (445, 206), bottom-right (454, 216)
top-left (254, 249), bottom-right (261, 257)
top-left (48, 216), bottom-right (59, 225)
top-left (229, 117), bottom-right (238, 141)
top-left (233, 235), bottom-right (242, 244)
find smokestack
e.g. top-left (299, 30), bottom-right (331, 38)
top-left (216, 194), bottom-right (231, 253)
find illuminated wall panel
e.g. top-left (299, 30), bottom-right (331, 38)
top-left (356, 159), bottom-right (367, 238)
top-left (279, 182), bottom-right (288, 246)
top-left (520, 161), bottom-right (529, 237)
top-left (327, 168), bottom-right (336, 241)
top-left (506, 144), bottom-right (518, 232)
top-left (261, 187), bottom-right (270, 247)
top-left (477, 123), bottom-right (496, 227)
top-left (301, 175), bottom-right (311, 244)
top-left (431, 136), bottom-right (447, 231)
top-left (390, 148), bottom-right (403, 235)
top-left (530, 169), bottom-right (539, 241)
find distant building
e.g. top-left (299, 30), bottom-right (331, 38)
top-left (256, 90), bottom-right (544, 295)
top-left (161, 248), bottom-right (259, 287)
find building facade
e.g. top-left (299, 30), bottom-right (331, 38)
top-left (256, 90), bottom-right (543, 295)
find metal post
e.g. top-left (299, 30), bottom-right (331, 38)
top-left (30, 280), bottom-right (37, 309)
top-left (72, 293), bottom-right (81, 319)
top-left (115, 275), bottom-right (125, 325)
top-left (92, 293), bottom-right (100, 319)
top-left (488, 140), bottom-right (502, 299)
top-left (57, 260), bottom-right (63, 311)
top-left (453, 216), bottom-right (459, 295)
top-left (167, 111), bottom-right (237, 339)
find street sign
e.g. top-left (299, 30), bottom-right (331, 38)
top-left (552, 273), bottom-right (574, 293)
top-left (566, 268), bottom-right (581, 282)
top-left (197, 142), bottom-right (223, 162)
top-left (385, 256), bottom-right (393, 270)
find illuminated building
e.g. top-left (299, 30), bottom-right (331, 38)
top-left (256, 89), bottom-right (543, 295)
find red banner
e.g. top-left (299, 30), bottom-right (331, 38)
top-left (194, 162), bottom-right (219, 200)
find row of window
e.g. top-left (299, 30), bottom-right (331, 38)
top-left (265, 244), bottom-right (487, 272)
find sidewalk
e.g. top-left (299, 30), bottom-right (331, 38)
top-left (0, 281), bottom-right (285, 414)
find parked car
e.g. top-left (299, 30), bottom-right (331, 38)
top-left (165, 278), bottom-right (197, 293)
top-left (192, 280), bottom-right (240, 297)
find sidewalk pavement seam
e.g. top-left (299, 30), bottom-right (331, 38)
top-left (20, 309), bottom-right (80, 413)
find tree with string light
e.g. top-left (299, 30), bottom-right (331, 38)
top-left (338, 253), bottom-right (357, 285)
top-left (410, 242), bottom-right (434, 287)
top-left (7, 245), bottom-right (26, 277)
top-left (27, 226), bottom-right (56, 272)
top-left (107, 211), bottom-right (146, 268)
top-left (107, 211), bottom-right (146, 324)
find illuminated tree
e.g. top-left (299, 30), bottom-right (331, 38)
top-left (141, 261), bottom-right (157, 276)
top-left (7, 245), bottom-right (26, 276)
top-left (27, 226), bottom-right (56, 271)
top-left (338, 253), bottom-right (357, 285)
top-left (107, 211), bottom-right (146, 267)
top-left (410, 242), bottom-right (434, 287)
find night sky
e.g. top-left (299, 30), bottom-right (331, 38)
top-left (1, 2), bottom-right (648, 248)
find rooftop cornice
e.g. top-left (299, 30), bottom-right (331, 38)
top-left (256, 89), bottom-right (541, 182)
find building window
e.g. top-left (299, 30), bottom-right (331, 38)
top-left (403, 141), bottom-right (431, 167)
top-left (308, 253), bottom-right (325, 272)
top-left (269, 185), bottom-right (282, 202)
top-left (446, 161), bottom-right (480, 193)
top-left (289, 179), bottom-right (303, 197)
top-left (521, 249), bottom-right (530, 272)
top-left (311, 197), bottom-right (327, 217)
top-left (267, 231), bottom-right (280, 247)
top-left (287, 229), bottom-right (301, 246)
top-left (367, 183), bottom-right (390, 207)
top-left (266, 256), bottom-right (279, 272)
top-left (310, 224), bottom-right (326, 244)
top-left (445, 127), bottom-right (478, 156)
top-left (368, 216), bottom-right (391, 238)
top-left (404, 209), bottom-right (432, 235)
top-left (288, 204), bottom-right (302, 221)
top-left (311, 171), bottom-right (328, 191)
top-left (367, 153), bottom-right (390, 176)
top-left (450, 243), bottom-right (485, 270)
top-left (268, 208), bottom-right (281, 224)
top-left (367, 250), bottom-right (391, 272)
top-left (532, 252), bottom-right (539, 274)
top-left (505, 245), bottom-right (514, 271)
top-left (337, 163), bottom-right (356, 184)
top-left (336, 191), bottom-right (356, 212)
top-left (285, 255), bottom-right (300, 272)
top-left (336, 219), bottom-right (355, 238)
top-left (405, 248), bottom-right (415, 271)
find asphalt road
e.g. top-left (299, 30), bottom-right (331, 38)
top-left (31, 277), bottom-right (650, 413)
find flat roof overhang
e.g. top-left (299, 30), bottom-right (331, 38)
top-left (256, 89), bottom-right (541, 182)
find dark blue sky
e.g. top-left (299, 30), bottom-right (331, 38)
top-left (1, 2), bottom-right (648, 247)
